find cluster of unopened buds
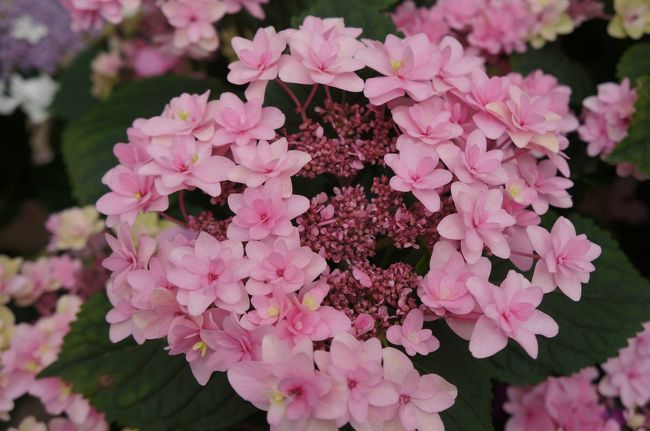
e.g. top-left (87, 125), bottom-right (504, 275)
top-left (578, 78), bottom-right (645, 180)
top-left (96, 16), bottom-right (602, 431)
top-left (504, 322), bottom-right (650, 431)
top-left (391, 0), bottom-right (604, 55)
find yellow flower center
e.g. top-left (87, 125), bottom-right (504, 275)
top-left (134, 191), bottom-right (142, 199)
top-left (270, 391), bottom-right (285, 405)
top-left (178, 110), bottom-right (190, 121)
top-left (192, 341), bottom-right (208, 357)
top-left (391, 60), bottom-right (403, 73)
top-left (24, 360), bottom-right (39, 373)
top-left (267, 306), bottom-right (280, 317)
top-left (191, 154), bottom-right (199, 165)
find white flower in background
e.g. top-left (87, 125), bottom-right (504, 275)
top-left (11, 15), bottom-right (49, 44)
top-left (1, 74), bottom-right (59, 124)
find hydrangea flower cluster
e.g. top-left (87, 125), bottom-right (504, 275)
top-left (504, 368), bottom-right (621, 431)
top-left (0, 295), bottom-right (108, 430)
top-left (607, 0), bottom-right (650, 40)
top-left (391, 0), bottom-right (602, 55)
top-left (578, 79), bottom-right (645, 180)
top-left (96, 17), bottom-right (601, 430)
top-left (60, 0), bottom-right (268, 59)
top-left (504, 323), bottom-right (650, 431)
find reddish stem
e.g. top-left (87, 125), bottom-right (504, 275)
top-left (159, 212), bottom-right (184, 226)
top-left (275, 78), bottom-right (307, 122)
top-left (302, 84), bottom-right (319, 114)
top-left (179, 190), bottom-right (189, 222)
top-left (325, 85), bottom-right (333, 103)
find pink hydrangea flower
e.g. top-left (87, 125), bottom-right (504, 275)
top-left (467, 0), bottom-right (533, 55)
top-left (386, 309), bottom-right (440, 356)
top-left (161, 0), bottom-right (226, 54)
top-left (211, 92), bottom-right (285, 147)
top-left (277, 284), bottom-right (351, 343)
top-left (279, 16), bottom-right (365, 92)
top-left (437, 182), bottom-right (516, 263)
top-left (391, 97), bottom-right (463, 146)
top-left (96, 165), bottom-right (169, 226)
top-left (418, 240), bottom-right (491, 317)
top-left (113, 119), bottom-right (151, 168)
top-left (102, 223), bottom-right (156, 288)
top-left (223, 0), bottom-right (268, 19)
top-left (227, 178), bottom-right (310, 241)
top-left (228, 27), bottom-right (287, 100)
top-left (167, 309), bottom-right (225, 385)
top-left (62, 0), bottom-right (140, 30)
top-left (504, 384), bottom-right (555, 431)
top-left (391, 1), bottom-right (450, 43)
top-left (475, 86), bottom-right (563, 153)
top-left (434, 36), bottom-right (484, 93)
top-left (437, 0), bottom-right (485, 30)
top-left (167, 232), bottom-right (252, 315)
top-left (467, 270), bottom-right (559, 358)
top-left (384, 136), bottom-right (453, 212)
top-left (138, 135), bottom-right (234, 197)
top-left (599, 344), bottom-right (650, 409)
top-left (381, 347), bottom-right (457, 431)
top-left (245, 234), bottom-right (326, 296)
top-left (227, 336), bottom-right (344, 430)
top-left (314, 333), bottom-right (399, 428)
top-left (229, 138), bottom-right (311, 195)
top-left (527, 216), bottom-right (601, 301)
top-left (437, 130), bottom-right (508, 185)
top-left (510, 154), bottom-right (573, 215)
top-left (140, 91), bottom-right (217, 142)
top-left (358, 33), bottom-right (442, 105)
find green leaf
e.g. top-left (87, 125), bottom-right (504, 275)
top-left (51, 45), bottom-right (103, 120)
top-left (62, 75), bottom-right (216, 205)
top-left (414, 323), bottom-right (494, 431)
top-left (41, 293), bottom-right (254, 430)
top-left (617, 43), bottom-right (650, 83)
top-left (293, 0), bottom-right (398, 40)
top-left (483, 214), bottom-right (650, 385)
top-left (608, 76), bottom-right (650, 176)
top-left (509, 44), bottom-right (596, 106)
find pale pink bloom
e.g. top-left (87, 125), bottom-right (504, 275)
top-left (167, 309), bottom-right (225, 385)
top-left (467, 0), bottom-right (533, 55)
top-left (278, 285), bottom-right (351, 343)
top-left (386, 309), bottom-right (439, 356)
top-left (464, 70), bottom-right (507, 113)
top-left (29, 378), bottom-right (89, 420)
top-left (381, 347), bottom-right (457, 431)
top-left (391, 97), bottom-right (463, 146)
top-left (1, 324), bottom-right (48, 399)
top-left (227, 336), bottom-right (344, 429)
top-left (126, 42), bottom-right (179, 78)
top-left (223, 0), bottom-right (268, 19)
top-left (384, 136), bottom-right (453, 212)
top-left (212, 92), bottom-right (285, 147)
top-left (167, 232), bottom-right (251, 315)
top-left (418, 240), bottom-right (491, 317)
top-left (102, 223), bottom-right (156, 288)
top-left (437, 182), bottom-right (516, 263)
top-left (475, 85), bottom-right (563, 153)
top-left (437, 130), bottom-right (508, 185)
top-left (514, 155), bottom-right (573, 214)
top-left (161, 0), bottom-right (226, 53)
top-left (62, 0), bottom-right (140, 30)
top-left (434, 36), bottom-right (484, 93)
top-left (229, 138), bottom-right (311, 195)
top-left (504, 384), bottom-right (555, 431)
top-left (279, 16), bottom-right (365, 92)
top-left (227, 178), bottom-right (310, 241)
top-left (105, 283), bottom-right (144, 344)
top-left (437, 0), bottom-right (485, 30)
top-left (139, 135), bottom-right (234, 197)
top-left (46, 206), bottom-right (104, 251)
top-left (600, 345), bottom-right (650, 409)
top-left (228, 27), bottom-right (287, 100)
top-left (314, 333), bottom-right (399, 428)
top-left (242, 287), bottom-right (290, 328)
top-left (357, 34), bottom-right (442, 105)
top-left (467, 270), bottom-right (559, 358)
top-left (141, 91), bottom-right (217, 142)
top-left (96, 165), bottom-right (169, 226)
top-left (113, 119), bottom-right (151, 168)
top-left (391, 2), bottom-right (451, 43)
top-left (527, 216), bottom-right (601, 301)
top-left (202, 314), bottom-right (271, 372)
top-left (245, 234), bottom-right (326, 296)
top-left (7, 416), bottom-right (47, 431)
top-left (91, 51), bottom-right (122, 78)
top-left (352, 313), bottom-right (375, 338)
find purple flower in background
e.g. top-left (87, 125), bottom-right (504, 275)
top-left (0, 0), bottom-right (85, 78)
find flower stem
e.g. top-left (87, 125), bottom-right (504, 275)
top-left (159, 212), bottom-right (184, 226)
top-left (275, 78), bottom-right (307, 122)
top-left (179, 190), bottom-right (189, 222)
top-left (302, 84), bottom-right (319, 114)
